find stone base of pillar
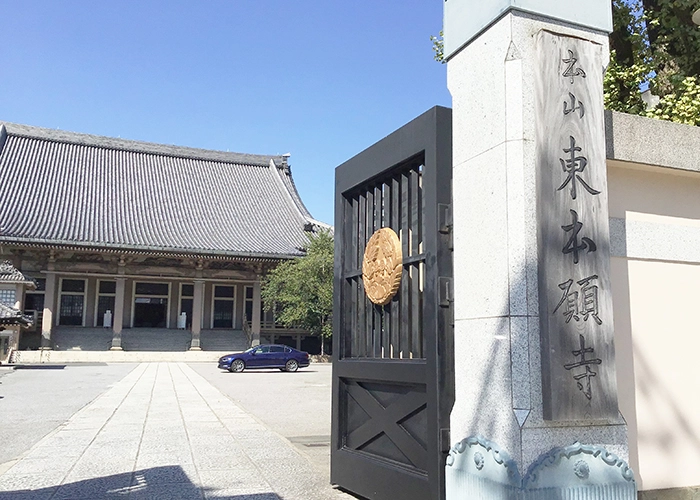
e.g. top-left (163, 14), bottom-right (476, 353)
top-left (40, 334), bottom-right (52, 350)
top-left (446, 437), bottom-right (636, 499)
top-left (111, 334), bottom-right (122, 350)
top-left (190, 335), bottom-right (201, 350)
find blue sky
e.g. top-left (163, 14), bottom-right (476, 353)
top-left (1, 1), bottom-right (450, 225)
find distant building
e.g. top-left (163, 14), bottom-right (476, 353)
top-left (0, 260), bottom-right (35, 362)
top-left (0, 122), bottom-right (326, 354)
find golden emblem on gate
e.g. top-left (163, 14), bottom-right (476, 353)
top-left (362, 228), bottom-right (403, 306)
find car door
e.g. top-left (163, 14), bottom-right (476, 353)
top-left (269, 345), bottom-right (286, 367)
top-left (247, 345), bottom-right (270, 367)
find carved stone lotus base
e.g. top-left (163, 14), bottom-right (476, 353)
top-left (446, 436), bottom-right (636, 499)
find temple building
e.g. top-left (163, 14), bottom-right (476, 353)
top-left (0, 261), bottom-right (35, 362)
top-left (0, 121), bottom-right (326, 356)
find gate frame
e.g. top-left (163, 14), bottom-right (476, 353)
top-left (332, 106), bottom-right (454, 500)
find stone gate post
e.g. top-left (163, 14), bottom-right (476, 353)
top-left (443, 1), bottom-right (636, 497)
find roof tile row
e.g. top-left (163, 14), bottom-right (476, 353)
top-left (0, 122), bottom-right (321, 258)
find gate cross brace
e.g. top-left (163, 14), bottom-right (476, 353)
top-left (345, 382), bottom-right (428, 470)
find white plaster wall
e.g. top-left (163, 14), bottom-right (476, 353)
top-left (609, 161), bottom-right (700, 491)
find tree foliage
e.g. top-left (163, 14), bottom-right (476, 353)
top-left (433, 1), bottom-right (700, 125)
top-left (431, 30), bottom-right (445, 64)
top-left (261, 231), bottom-right (334, 352)
top-left (605, 0), bottom-right (700, 125)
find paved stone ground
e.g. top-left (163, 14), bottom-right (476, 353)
top-left (0, 363), bottom-right (138, 467)
top-left (188, 363), bottom-right (334, 476)
top-left (0, 363), bottom-right (356, 500)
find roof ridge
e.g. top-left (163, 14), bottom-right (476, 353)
top-left (266, 159), bottom-right (317, 228)
top-left (0, 121), bottom-right (285, 166)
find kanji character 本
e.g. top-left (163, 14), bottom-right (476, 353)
top-left (578, 274), bottom-right (602, 325)
top-left (562, 49), bottom-right (586, 84)
top-left (558, 136), bottom-right (601, 200)
top-left (564, 334), bottom-right (602, 400)
top-left (562, 210), bottom-right (596, 264)
top-left (563, 92), bottom-right (585, 118)
top-left (552, 279), bottom-right (579, 323)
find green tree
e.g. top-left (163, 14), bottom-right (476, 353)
top-left (433, 1), bottom-right (700, 125)
top-left (606, 0), bottom-right (700, 125)
top-left (261, 231), bottom-right (334, 355)
top-left (430, 30), bottom-right (445, 64)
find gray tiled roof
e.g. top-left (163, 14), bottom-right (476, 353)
top-left (0, 302), bottom-right (32, 326)
top-left (0, 261), bottom-right (35, 285)
top-left (0, 122), bottom-right (322, 258)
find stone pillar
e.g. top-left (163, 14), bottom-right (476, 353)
top-left (189, 280), bottom-right (204, 350)
top-left (444, 2), bottom-right (635, 498)
top-left (41, 272), bottom-right (56, 349)
top-left (110, 278), bottom-right (126, 350)
top-left (251, 278), bottom-right (261, 346)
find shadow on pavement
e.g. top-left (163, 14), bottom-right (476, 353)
top-left (0, 465), bottom-right (283, 500)
top-left (12, 365), bottom-right (67, 370)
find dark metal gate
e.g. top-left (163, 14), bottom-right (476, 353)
top-left (331, 106), bottom-right (453, 500)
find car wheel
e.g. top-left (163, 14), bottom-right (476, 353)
top-left (229, 359), bottom-right (245, 373)
top-left (285, 359), bottom-right (299, 372)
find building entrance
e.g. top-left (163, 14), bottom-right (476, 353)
top-left (133, 298), bottom-right (168, 327)
top-left (133, 282), bottom-right (170, 328)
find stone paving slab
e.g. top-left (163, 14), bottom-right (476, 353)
top-left (0, 363), bottom-right (355, 500)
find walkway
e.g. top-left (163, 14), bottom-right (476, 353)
top-left (0, 363), bottom-right (353, 500)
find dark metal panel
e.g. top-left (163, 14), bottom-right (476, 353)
top-left (333, 359), bottom-right (426, 383)
top-left (332, 448), bottom-right (431, 500)
top-left (421, 107), bottom-right (455, 500)
top-left (333, 106), bottom-right (453, 500)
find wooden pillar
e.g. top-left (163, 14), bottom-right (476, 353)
top-left (110, 278), bottom-right (126, 350)
top-left (190, 280), bottom-right (204, 350)
top-left (251, 278), bottom-right (261, 346)
top-left (41, 272), bottom-right (56, 349)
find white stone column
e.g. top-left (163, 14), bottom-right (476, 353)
top-left (189, 280), bottom-right (204, 350)
top-left (444, 6), bottom-right (634, 498)
top-left (110, 278), bottom-right (126, 350)
top-left (41, 272), bottom-right (56, 349)
top-left (251, 278), bottom-right (261, 346)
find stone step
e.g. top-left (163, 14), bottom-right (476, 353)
top-left (121, 329), bottom-right (192, 352)
top-left (52, 328), bottom-right (113, 351)
top-left (45, 327), bottom-right (250, 353)
top-left (200, 330), bottom-right (249, 352)
top-left (11, 350), bottom-right (232, 363)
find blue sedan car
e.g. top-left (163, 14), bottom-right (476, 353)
top-left (218, 344), bottom-right (310, 373)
